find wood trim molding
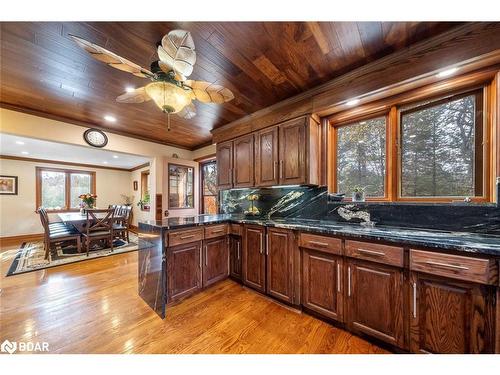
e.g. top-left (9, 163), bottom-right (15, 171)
top-left (0, 155), bottom-right (149, 172)
top-left (129, 162), bottom-right (151, 172)
top-left (0, 102), bottom-right (194, 150)
top-left (194, 154), bottom-right (216, 163)
top-left (212, 23), bottom-right (500, 144)
top-left (0, 233), bottom-right (43, 248)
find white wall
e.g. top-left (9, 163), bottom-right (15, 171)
top-left (0, 159), bottom-right (133, 237)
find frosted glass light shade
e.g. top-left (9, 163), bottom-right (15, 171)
top-left (145, 81), bottom-right (192, 113)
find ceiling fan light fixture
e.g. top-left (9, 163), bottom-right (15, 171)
top-left (145, 81), bottom-right (192, 114)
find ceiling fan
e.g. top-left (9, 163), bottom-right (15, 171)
top-left (70, 30), bottom-right (234, 131)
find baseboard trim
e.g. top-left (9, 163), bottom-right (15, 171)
top-left (0, 233), bottom-right (44, 247)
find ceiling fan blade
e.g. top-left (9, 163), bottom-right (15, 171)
top-left (177, 103), bottom-right (197, 119)
top-left (116, 87), bottom-right (151, 103)
top-left (69, 35), bottom-right (154, 78)
top-left (157, 29), bottom-right (196, 80)
top-left (185, 80), bottom-right (234, 104)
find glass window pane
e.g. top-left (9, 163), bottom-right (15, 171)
top-left (203, 196), bottom-right (217, 215)
top-left (41, 171), bottom-right (66, 210)
top-left (70, 173), bottom-right (92, 208)
top-left (336, 117), bottom-right (386, 197)
top-left (401, 93), bottom-right (479, 197)
top-left (202, 161), bottom-right (217, 196)
top-left (168, 165), bottom-right (194, 208)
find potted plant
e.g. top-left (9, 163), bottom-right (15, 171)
top-left (352, 186), bottom-right (365, 202)
top-left (121, 194), bottom-right (134, 206)
top-left (79, 193), bottom-right (97, 213)
top-left (137, 192), bottom-right (151, 211)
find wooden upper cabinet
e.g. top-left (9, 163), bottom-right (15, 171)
top-left (410, 272), bottom-right (495, 353)
top-left (346, 259), bottom-right (406, 349)
top-left (278, 117), bottom-right (306, 185)
top-left (233, 134), bottom-right (255, 188)
top-left (255, 126), bottom-right (279, 187)
top-left (216, 140), bottom-right (233, 189)
top-left (216, 115), bottom-right (321, 188)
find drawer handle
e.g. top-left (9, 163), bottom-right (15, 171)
top-left (337, 263), bottom-right (341, 293)
top-left (347, 266), bottom-right (351, 297)
top-left (357, 248), bottom-right (385, 257)
top-left (425, 260), bottom-right (469, 271)
top-left (412, 282), bottom-right (417, 318)
top-left (180, 235), bottom-right (195, 240)
top-left (308, 240), bottom-right (329, 247)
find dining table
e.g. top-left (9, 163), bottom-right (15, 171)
top-left (58, 212), bottom-right (124, 233)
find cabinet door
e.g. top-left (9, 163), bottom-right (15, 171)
top-left (229, 235), bottom-right (242, 280)
top-left (410, 272), bottom-right (495, 353)
top-left (266, 228), bottom-right (294, 303)
top-left (233, 134), bottom-right (254, 188)
top-left (346, 259), bottom-right (405, 349)
top-left (203, 237), bottom-right (229, 287)
top-left (216, 140), bottom-right (233, 189)
top-left (167, 242), bottom-right (202, 302)
top-left (278, 118), bottom-right (306, 185)
top-left (302, 249), bottom-right (343, 321)
top-left (243, 225), bottom-right (266, 292)
top-left (255, 126), bottom-right (279, 187)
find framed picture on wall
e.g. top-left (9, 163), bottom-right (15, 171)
top-left (133, 180), bottom-right (138, 191)
top-left (0, 175), bottom-right (18, 195)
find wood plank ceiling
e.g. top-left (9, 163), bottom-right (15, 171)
top-left (0, 22), bottom-right (461, 149)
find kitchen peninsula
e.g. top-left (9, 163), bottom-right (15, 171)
top-left (138, 213), bottom-right (500, 354)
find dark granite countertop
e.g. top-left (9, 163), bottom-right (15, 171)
top-left (139, 214), bottom-right (500, 257)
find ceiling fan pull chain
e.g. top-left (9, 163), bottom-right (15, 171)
top-left (167, 112), bottom-right (171, 131)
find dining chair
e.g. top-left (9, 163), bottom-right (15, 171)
top-left (37, 207), bottom-right (81, 260)
top-left (113, 206), bottom-right (132, 243)
top-left (81, 208), bottom-right (115, 256)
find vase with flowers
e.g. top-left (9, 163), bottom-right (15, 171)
top-left (79, 193), bottom-right (97, 213)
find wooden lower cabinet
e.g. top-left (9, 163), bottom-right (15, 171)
top-left (302, 249), bottom-right (343, 321)
top-left (410, 272), bottom-right (495, 353)
top-left (166, 241), bottom-right (202, 302)
top-left (203, 236), bottom-right (229, 287)
top-left (229, 235), bottom-right (242, 280)
top-left (346, 259), bottom-right (406, 349)
top-left (266, 228), bottom-right (295, 304)
top-left (243, 225), bottom-right (266, 292)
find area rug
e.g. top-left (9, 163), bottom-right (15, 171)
top-left (6, 233), bottom-right (138, 276)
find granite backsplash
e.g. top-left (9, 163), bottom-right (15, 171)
top-left (220, 183), bottom-right (500, 235)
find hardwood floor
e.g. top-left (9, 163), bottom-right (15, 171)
top-left (0, 242), bottom-right (388, 354)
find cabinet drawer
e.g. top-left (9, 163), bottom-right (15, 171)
top-left (229, 223), bottom-right (242, 236)
top-left (299, 232), bottom-right (342, 255)
top-left (345, 240), bottom-right (403, 267)
top-left (410, 249), bottom-right (497, 285)
top-left (204, 224), bottom-right (228, 239)
top-left (168, 228), bottom-right (204, 247)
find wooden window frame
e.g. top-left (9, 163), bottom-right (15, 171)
top-left (167, 163), bottom-right (195, 210)
top-left (329, 111), bottom-right (391, 202)
top-left (396, 87), bottom-right (490, 203)
top-left (327, 71), bottom-right (496, 203)
top-left (199, 158), bottom-right (218, 215)
top-left (140, 170), bottom-right (150, 212)
top-left (36, 167), bottom-right (96, 213)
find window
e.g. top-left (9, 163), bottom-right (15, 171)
top-left (334, 115), bottom-right (387, 198)
top-left (140, 170), bottom-right (150, 211)
top-left (400, 91), bottom-right (484, 199)
top-left (36, 167), bottom-right (96, 211)
top-left (328, 78), bottom-right (493, 203)
top-left (168, 164), bottom-right (194, 209)
top-left (200, 160), bottom-right (217, 214)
